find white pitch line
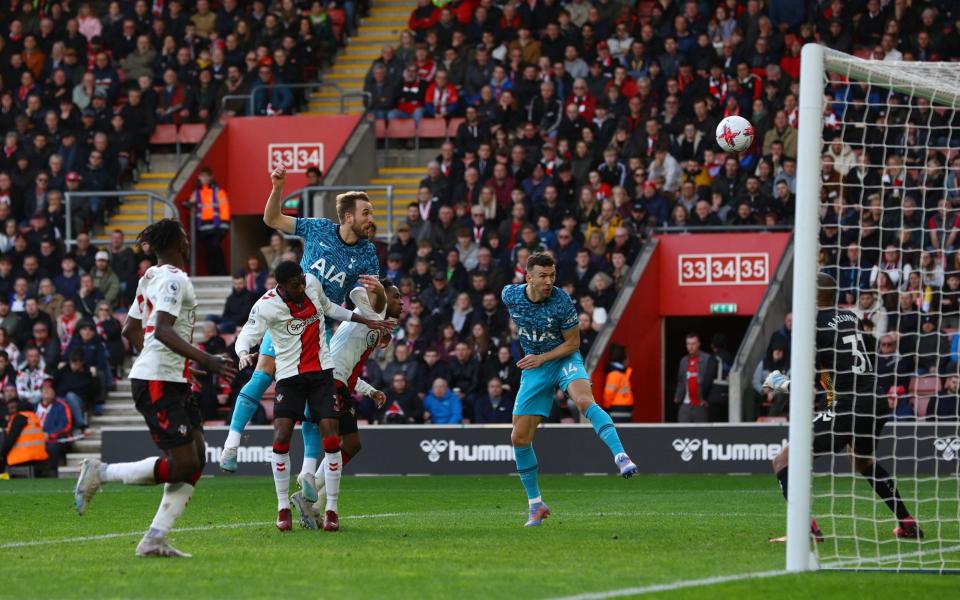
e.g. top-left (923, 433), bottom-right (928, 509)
top-left (546, 569), bottom-right (790, 600)
top-left (0, 512), bottom-right (403, 550)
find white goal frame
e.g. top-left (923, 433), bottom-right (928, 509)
top-left (789, 43), bottom-right (960, 572)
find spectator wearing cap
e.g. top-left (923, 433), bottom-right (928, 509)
top-left (420, 270), bottom-right (456, 315)
top-left (90, 251), bottom-right (120, 308)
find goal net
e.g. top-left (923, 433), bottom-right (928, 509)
top-left (789, 45), bottom-right (960, 572)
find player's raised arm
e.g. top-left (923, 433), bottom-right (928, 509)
top-left (264, 165), bottom-right (296, 234)
top-left (355, 275), bottom-right (386, 315)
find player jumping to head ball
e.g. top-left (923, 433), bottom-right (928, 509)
top-left (502, 252), bottom-right (636, 527)
top-left (220, 166), bottom-right (380, 508)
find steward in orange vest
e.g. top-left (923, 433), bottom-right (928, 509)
top-left (602, 344), bottom-right (634, 423)
top-left (194, 167), bottom-right (230, 273)
top-left (1, 400), bottom-right (49, 473)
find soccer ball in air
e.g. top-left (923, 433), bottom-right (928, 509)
top-left (715, 115), bottom-right (754, 153)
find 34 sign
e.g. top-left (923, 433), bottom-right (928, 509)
top-left (678, 253), bottom-right (769, 286)
top-left (268, 143), bottom-right (325, 173)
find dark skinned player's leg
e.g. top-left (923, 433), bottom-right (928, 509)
top-left (319, 417), bottom-right (343, 528)
top-left (271, 417), bottom-right (295, 530)
top-left (340, 432), bottom-right (361, 463)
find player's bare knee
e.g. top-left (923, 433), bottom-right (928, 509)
top-left (255, 355), bottom-right (276, 377)
top-left (772, 448), bottom-right (788, 472)
top-left (511, 429), bottom-right (532, 447)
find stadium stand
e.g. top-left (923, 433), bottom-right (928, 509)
top-left (5, 0), bottom-right (960, 478)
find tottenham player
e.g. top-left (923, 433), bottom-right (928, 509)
top-left (503, 252), bottom-right (636, 527)
top-left (235, 261), bottom-right (390, 531)
top-left (74, 219), bottom-right (237, 557)
top-left (221, 166), bottom-right (379, 505)
top-left (766, 273), bottom-right (922, 541)
top-left (289, 277), bottom-right (404, 529)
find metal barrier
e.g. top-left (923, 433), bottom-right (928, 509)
top-left (275, 184), bottom-right (395, 240)
top-left (654, 224), bottom-right (793, 234)
top-left (64, 190), bottom-right (178, 249)
top-left (219, 82), bottom-right (347, 114)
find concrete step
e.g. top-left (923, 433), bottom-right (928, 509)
top-left (139, 171), bottom-right (176, 180)
top-left (58, 465), bottom-right (81, 478)
top-left (89, 415), bottom-right (147, 427)
top-left (369, 177), bottom-right (421, 185)
top-left (66, 452), bottom-right (101, 467)
top-left (73, 438), bottom-right (102, 453)
top-left (379, 167), bottom-right (426, 175)
top-left (102, 404), bottom-right (141, 417)
top-left (133, 182), bottom-right (168, 191)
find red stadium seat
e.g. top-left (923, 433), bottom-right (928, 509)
top-left (385, 119), bottom-right (417, 140)
top-left (446, 117), bottom-right (465, 138)
top-left (148, 124), bottom-right (177, 145)
top-left (418, 118), bottom-right (448, 139)
top-left (911, 374), bottom-right (941, 397)
top-left (375, 118), bottom-right (387, 138)
top-left (178, 123), bottom-right (207, 145)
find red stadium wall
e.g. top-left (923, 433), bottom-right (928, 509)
top-left (592, 232), bottom-right (790, 422)
top-left (175, 114), bottom-right (361, 273)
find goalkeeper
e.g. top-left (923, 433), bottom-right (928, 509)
top-left (766, 273), bottom-right (922, 541)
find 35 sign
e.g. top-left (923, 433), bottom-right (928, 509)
top-left (267, 143), bottom-right (325, 173)
top-left (677, 253), bottom-right (769, 286)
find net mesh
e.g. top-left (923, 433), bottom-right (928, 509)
top-left (809, 50), bottom-right (960, 572)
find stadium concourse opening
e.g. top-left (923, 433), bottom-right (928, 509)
top-left (662, 316), bottom-right (751, 423)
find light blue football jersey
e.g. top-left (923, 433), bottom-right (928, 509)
top-left (501, 284), bottom-right (579, 356)
top-left (294, 217), bottom-right (379, 305)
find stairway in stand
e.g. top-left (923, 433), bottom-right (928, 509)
top-left (307, 0), bottom-right (413, 115)
top-left (93, 154), bottom-right (179, 246)
top-left (366, 165), bottom-right (422, 232)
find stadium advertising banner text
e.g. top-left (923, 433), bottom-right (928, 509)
top-left (101, 424), bottom-right (960, 476)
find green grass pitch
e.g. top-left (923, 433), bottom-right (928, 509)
top-left (1, 475), bottom-right (957, 599)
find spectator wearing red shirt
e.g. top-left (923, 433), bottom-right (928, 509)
top-left (408, 0), bottom-right (440, 41)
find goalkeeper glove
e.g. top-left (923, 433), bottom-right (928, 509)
top-left (763, 370), bottom-right (790, 393)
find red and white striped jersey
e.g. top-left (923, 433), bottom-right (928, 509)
top-left (236, 274), bottom-right (355, 381)
top-left (128, 264), bottom-right (197, 383)
top-left (329, 287), bottom-right (388, 395)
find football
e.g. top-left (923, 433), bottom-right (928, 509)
top-left (715, 115), bottom-right (755, 153)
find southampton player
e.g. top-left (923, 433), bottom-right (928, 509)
top-left (289, 277), bottom-right (404, 529)
top-left (235, 261), bottom-right (390, 531)
top-left (766, 273), bottom-right (922, 541)
top-left (74, 219), bottom-right (237, 557)
top-left (221, 166), bottom-right (379, 497)
top-left (503, 252), bottom-right (636, 527)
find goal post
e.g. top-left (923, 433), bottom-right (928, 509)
top-left (789, 44), bottom-right (960, 572)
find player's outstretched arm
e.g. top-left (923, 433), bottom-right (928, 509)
top-left (356, 378), bottom-right (386, 408)
top-left (235, 302), bottom-right (269, 369)
top-left (358, 274), bottom-right (386, 314)
top-left (517, 325), bottom-right (580, 370)
top-left (264, 165), bottom-right (296, 234)
top-left (154, 311), bottom-right (238, 382)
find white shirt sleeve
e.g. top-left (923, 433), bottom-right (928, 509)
top-left (308, 275), bottom-right (355, 322)
top-left (236, 299), bottom-right (269, 356)
top-left (354, 377), bottom-right (375, 396)
top-left (349, 286), bottom-right (385, 319)
top-left (127, 281), bottom-right (144, 320)
top-left (154, 273), bottom-right (186, 317)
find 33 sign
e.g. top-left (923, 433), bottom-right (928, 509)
top-left (267, 143), bottom-right (325, 173)
top-left (677, 253), bottom-right (769, 286)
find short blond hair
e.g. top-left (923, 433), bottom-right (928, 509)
top-left (336, 191), bottom-right (371, 222)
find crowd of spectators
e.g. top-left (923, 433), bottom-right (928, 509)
top-left (362, 0), bottom-right (958, 423)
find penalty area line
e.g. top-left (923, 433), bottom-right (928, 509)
top-left (0, 512), bottom-right (404, 550)
top-left (545, 569), bottom-right (790, 600)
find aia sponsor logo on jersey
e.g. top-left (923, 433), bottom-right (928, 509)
top-left (286, 313), bottom-right (323, 336)
top-left (308, 257), bottom-right (348, 288)
top-left (518, 326), bottom-right (558, 343)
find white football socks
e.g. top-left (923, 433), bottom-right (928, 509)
top-left (271, 451), bottom-right (290, 511)
top-left (146, 482), bottom-right (194, 538)
top-left (300, 457), bottom-right (318, 477)
top-left (100, 457), bottom-right (159, 485)
top-left (224, 430), bottom-right (241, 449)
top-left (323, 451), bottom-right (341, 512)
